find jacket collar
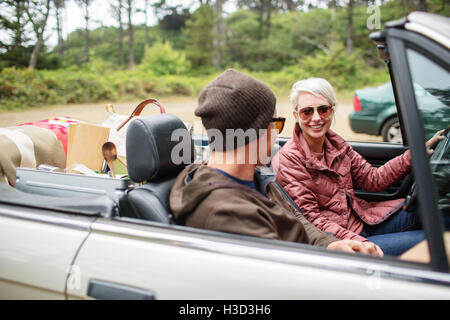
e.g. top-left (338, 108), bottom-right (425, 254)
top-left (292, 123), bottom-right (348, 174)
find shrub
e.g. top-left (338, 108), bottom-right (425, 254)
top-left (283, 42), bottom-right (389, 91)
top-left (0, 52), bottom-right (389, 112)
top-left (140, 40), bottom-right (191, 75)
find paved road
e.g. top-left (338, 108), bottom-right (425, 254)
top-left (0, 96), bottom-right (382, 142)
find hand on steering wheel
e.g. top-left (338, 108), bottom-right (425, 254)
top-left (405, 127), bottom-right (449, 210)
top-left (426, 129), bottom-right (446, 155)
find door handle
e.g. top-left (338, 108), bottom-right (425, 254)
top-left (87, 279), bottom-right (155, 300)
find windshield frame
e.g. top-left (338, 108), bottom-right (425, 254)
top-left (386, 27), bottom-right (449, 272)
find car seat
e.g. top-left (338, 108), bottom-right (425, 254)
top-left (119, 114), bottom-right (194, 223)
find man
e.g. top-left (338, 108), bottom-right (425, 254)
top-left (170, 69), bottom-right (383, 256)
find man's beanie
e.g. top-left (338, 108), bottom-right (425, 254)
top-left (195, 69), bottom-right (276, 150)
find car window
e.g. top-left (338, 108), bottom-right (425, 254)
top-left (406, 49), bottom-right (450, 229)
top-left (346, 80), bottom-right (404, 144)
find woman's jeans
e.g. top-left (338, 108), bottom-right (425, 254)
top-left (360, 208), bottom-right (424, 256)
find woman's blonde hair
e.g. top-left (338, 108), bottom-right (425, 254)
top-left (289, 78), bottom-right (338, 112)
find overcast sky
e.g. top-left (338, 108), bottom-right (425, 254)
top-left (47, 0), bottom-right (162, 47)
top-left (46, 0), bottom-right (234, 48)
top-left (0, 0), bottom-right (202, 48)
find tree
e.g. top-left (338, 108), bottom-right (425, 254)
top-left (54, 0), bottom-right (66, 57)
top-left (0, 0), bottom-right (30, 68)
top-left (111, 0), bottom-right (125, 66)
top-left (118, 0), bottom-right (125, 66)
top-left (24, 0), bottom-right (51, 69)
top-left (0, 0), bottom-right (63, 69)
top-left (237, 0), bottom-right (287, 40)
top-left (407, 0), bottom-right (428, 11)
top-left (152, 0), bottom-right (189, 31)
top-left (159, 8), bottom-right (190, 31)
top-left (346, 0), bottom-right (354, 53)
top-left (126, 0), bottom-right (135, 68)
top-left (143, 0), bottom-right (151, 48)
top-left (0, 0), bottom-right (29, 49)
top-left (280, 0), bottom-right (303, 11)
top-left (183, 4), bottom-right (214, 70)
top-left (76, 0), bottom-right (94, 64)
top-left (213, 0), bottom-right (227, 69)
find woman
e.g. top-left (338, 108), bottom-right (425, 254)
top-left (272, 78), bottom-right (444, 256)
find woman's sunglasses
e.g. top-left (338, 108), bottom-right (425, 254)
top-left (271, 117), bottom-right (286, 133)
top-left (296, 105), bottom-right (333, 120)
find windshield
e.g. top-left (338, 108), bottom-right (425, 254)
top-left (406, 49), bottom-right (450, 228)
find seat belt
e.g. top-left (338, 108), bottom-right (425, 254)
top-left (273, 180), bottom-right (303, 214)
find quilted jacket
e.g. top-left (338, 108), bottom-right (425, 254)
top-left (272, 124), bottom-right (411, 242)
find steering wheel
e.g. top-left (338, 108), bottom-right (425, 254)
top-left (404, 127), bottom-right (450, 211)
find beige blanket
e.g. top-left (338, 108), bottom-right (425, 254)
top-left (0, 125), bottom-right (65, 186)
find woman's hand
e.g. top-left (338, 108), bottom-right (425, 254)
top-left (327, 240), bottom-right (384, 257)
top-left (425, 129), bottom-right (445, 155)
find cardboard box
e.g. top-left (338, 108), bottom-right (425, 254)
top-left (66, 122), bottom-right (110, 172)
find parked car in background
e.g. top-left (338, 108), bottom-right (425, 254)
top-left (349, 82), bottom-right (400, 143)
top-left (349, 82), bottom-right (450, 144)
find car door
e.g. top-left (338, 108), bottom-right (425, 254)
top-left (0, 204), bottom-right (95, 299)
top-left (65, 216), bottom-right (450, 300)
top-left (347, 141), bottom-right (412, 201)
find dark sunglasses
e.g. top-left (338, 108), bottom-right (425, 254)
top-left (271, 117), bottom-right (286, 133)
top-left (297, 105), bottom-right (333, 120)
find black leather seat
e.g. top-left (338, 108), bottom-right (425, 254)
top-left (119, 114), bottom-right (194, 223)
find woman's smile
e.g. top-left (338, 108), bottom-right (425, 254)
top-left (308, 123), bottom-right (325, 130)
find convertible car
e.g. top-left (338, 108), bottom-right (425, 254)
top-left (0, 12), bottom-right (449, 299)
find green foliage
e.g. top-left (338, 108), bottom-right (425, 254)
top-left (0, 58), bottom-right (389, 112)
top-left (60, 26), bottom-right (184, 67)
top-left (0, 67), bottom-right (50, 110)
top-left (182, 5), bottom-right (215, 71)
top-left (225, 10), bottom-right (276, 71)
top-left (0, 66), bottom-right (117, 110)
top-left (140, 40), bottom-right (190, 75)
top-left (0, 66), bottom-right (213, 111)
top-left (159, 11), bottom-right (190, 31)
top-left (287, 9), bottom-right (334, 57)
top-left (0, 45), bottom-right (61, 70)
top-left (225, 9), bottom-right (333, 71)
top-left (284, 42), bottom-right (389, 91)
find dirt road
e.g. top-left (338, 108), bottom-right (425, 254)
top-left (0, 96), bottom-right (381, 142)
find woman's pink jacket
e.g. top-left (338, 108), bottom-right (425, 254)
top-left (272, 124), bottom-right (411, 242)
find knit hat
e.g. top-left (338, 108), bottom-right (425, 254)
top-left (195, 69), bottom-right (276, 150)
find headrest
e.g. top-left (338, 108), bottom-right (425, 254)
top-left (126, 114), bottom-right (195, 182)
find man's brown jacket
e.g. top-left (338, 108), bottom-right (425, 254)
top-left (170, 163), bottom-right (338, 247)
